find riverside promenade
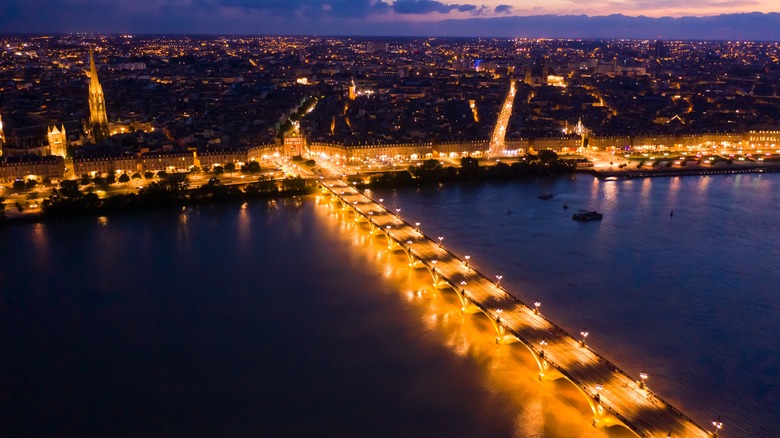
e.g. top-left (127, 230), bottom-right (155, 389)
top-left (320, 176), bottom-right (715, 438)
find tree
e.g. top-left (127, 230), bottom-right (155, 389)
top-left (12, 180), bottom-right (25, 191)
top-left (25, 179), bottom-right (38, 190)
top-left (60, 180), bottom-right (82, 199)
top-left (106, 172), bottom-right (117, 184)
top-left (242, 161), bottom-right (261, 174)
top-left (162, 172), bottom-right (190, 195)
top-left (538, 149), bottom-right (559, 164)
top-left (157, 170), bottom-right (168, 178)
top-left (80, 174), bottom-right (91, 186)
top-left (118, 173), bottom-right (130, 183)
top-left (132, 173), bottom-right (142, 179)
top-left (460, 156), bottom-right (479, 169)
top-left (213, 166), bottom-right (225, 175)
top-left (224, 163), bottom-right (236, 174)
top-left (420, 159), bottom-right (442, 171)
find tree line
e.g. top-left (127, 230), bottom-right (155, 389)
top-left (353, 151), bottom-right (576, 188)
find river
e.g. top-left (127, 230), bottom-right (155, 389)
top-left (1, 172), bottom-right (778, 437)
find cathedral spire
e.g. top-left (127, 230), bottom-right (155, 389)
top-left (89, 47), bottom-right (98, 81)
top-left (87, 47), bottom-right (109, 143)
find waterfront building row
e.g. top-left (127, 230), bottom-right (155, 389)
top-left (3, 131), bottom-right (780, 182)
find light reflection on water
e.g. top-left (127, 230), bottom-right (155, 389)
top-left (315, 198), bottom-right (623, 438)
top-left (3, 173), bottom-right (777, 437)
top-left (377, 173), bottom-right (780, 438)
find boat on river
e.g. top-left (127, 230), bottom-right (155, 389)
top-left (572, 210), bottom-right (603, 222)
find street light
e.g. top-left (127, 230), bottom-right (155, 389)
top-left (464, 254), bottom-right (471, 268)
top-left (639, 368), bottom-right (648, 389)
top-left (437, 236), bottom-right (444, 247)
top-left (540, 339), bottom-right (547, 357)
top-left (534, 301), bottom-right (541, 315)
top-left (496, 273), bottom-right (503, 287)
top-left (415, 222), bottom-right (421, 232)
top-left (580, 330), bottom-right (589, 347)
top-left (712, 417), bottom-right (723, 437)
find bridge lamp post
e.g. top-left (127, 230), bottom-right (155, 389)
top-left (395, 208), bottom-right (401, 217)
top-left (639, 369), bottom-right (648, 389)
top-left (438, 236), bottom-right (444, 247)
top-left (595, 382), bottom-right (603, 403)
top-left (496, 273), bottom-right (503, 287)
top-left (534, 301), bottom-right (541, 315)
top-left (711, 418), bottom-right (723, 437)
top-left (464, 254), bottom-right (471, 268)
top-left (540, 340), bottom-right (547, 357)
top-left (580, 330), bottom-right (589, 347)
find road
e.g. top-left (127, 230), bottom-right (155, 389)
top-left (489, 80), bottom-right (516, 157)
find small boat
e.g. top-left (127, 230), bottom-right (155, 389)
top-left (538, 193), bottom-right (554, 200)
top-left (572, 210), bottom-right (603, 222)
top-left (562, 203), bottom-right (569, 210)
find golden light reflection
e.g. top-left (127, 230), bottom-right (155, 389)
top-left (315, 195), bottom-right (612, 438)
top-left (31, 222), bottom-right (49, 253)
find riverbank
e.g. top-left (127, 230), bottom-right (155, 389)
top-left (0, 176), bottom-right (313, 226)
top-left (584, 162), bottom-right (780, 179)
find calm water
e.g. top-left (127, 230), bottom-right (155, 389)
top-left (375, 173), bottom-right (780, 437)
top-left (2, 173), bottom-right (778, 437)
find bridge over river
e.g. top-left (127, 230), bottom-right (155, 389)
top-left (319, 177), bottom-right (717, 438)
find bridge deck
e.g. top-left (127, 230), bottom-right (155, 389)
top-left (322, 178), bottom-right (712, 438)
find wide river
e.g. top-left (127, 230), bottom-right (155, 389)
top-left (2, 173), bottom-right (778, 437)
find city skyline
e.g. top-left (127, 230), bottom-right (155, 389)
top-left (2, 0), bottom-right (780, 40)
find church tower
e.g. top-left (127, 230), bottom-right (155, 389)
top-left (88, 48), bottom-right (109, 143)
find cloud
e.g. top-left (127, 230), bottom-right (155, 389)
top-left (494, 4), bottom-right (512, 14)
top-left (391, 0), bottom-right (479, 15)
top-left (216, 0), bottom-right (391, 18)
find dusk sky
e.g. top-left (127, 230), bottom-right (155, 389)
top-left (1, 0), bottom-right (780, 38)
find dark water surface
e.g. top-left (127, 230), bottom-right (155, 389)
top-left (375, 173), bottom-right (780, 437)
top-left (2, 172), bottom-right (778, 437)
top-left (1, 200), bottom-right (519, 437)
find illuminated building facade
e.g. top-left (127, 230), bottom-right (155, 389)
top-left (47, 125), bottom-right (67, 158)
